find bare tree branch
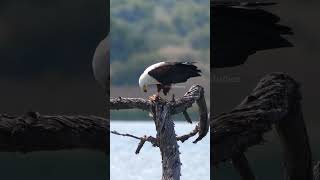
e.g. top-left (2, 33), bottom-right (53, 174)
top-left (0, 84), bottom-right (207, 156)
top-left (110, 130), bottom-right (158, 154)
top-left (182, 111), bottom-right (192, 124)
top-left (110, 97), bottom-right (151, 111)
top-left (111, 85), bottom-right (209, 143)
top-left (153, 102), bottom-right (181, 180)
top-left (212, 73), bottom-right (299, 165)
top-left (212, 73), bottom-right (315, 180)
top-left (176, 125), bottom-right (198, 143)
top-left (171, 85), bottom-right (209, 142)
top-left (110, 85), bottom-right (209, 180)
top-left (0, 112), bottom-right (108, 153)
top-left (111, 123), bottom-right (201, 152)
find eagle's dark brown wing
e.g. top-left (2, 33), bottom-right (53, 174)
top-left (148, 62), bottom-right (201, 85)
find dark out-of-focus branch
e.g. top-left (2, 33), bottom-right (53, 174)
top-left (212, 73), bottom-right (317, 180)
top-left (0, 112), bottom-right (108, 153)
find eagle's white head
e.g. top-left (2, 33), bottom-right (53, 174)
top-left (139, 73), bottom-right (148, 92)
top-left (139, 71), bottom-right (158, 93)
top-left (139, 62), bottom-right (165, 93)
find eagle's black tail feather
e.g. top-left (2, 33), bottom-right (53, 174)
top-left (177, 62), bottom-right (201, 78)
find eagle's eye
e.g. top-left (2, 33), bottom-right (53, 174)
top-left (143, 85), bottom-right (147, 92)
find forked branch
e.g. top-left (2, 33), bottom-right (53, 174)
top-left (110, 85), bottom-right (209, 144)
top-left (110, 85), bottom-right (209, 180)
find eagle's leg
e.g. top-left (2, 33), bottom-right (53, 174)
top-left (148, 84), bottom-right (161, 101)
top-left (163, 85), bottom-right (171, 96)
top-left (155, 84), bottom-right (161, 100)
top-left (171, 94), bottom-right (175, 102)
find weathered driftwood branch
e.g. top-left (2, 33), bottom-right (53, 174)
top-left (111, 85), bottom-right (208, 180)
top-left (153, 100), bottom-right (181, 180)
top-left (111, 85), bottom-right (209, 143)
top-left (0, 112), bottom-right (108, 153)
top-left (110, 130), bottom-right (158, 154)
top-left (0, 85), bottom-right (207, 159)
top-left (111, 124), bottom-right (198, 147)
top-left (110, 97), bottom-right (151, 111)
top-left (176, 85), bottom-right (209, 143)
top-left (212, 73), bottom-right (317, 180)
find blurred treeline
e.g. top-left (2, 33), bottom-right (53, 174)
top-left (110, 0), bottom-right (210, 86)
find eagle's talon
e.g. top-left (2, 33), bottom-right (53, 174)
top-left (148, 94), bottom-right (159, 101)
top-left (171, 94), bottom-right (175, 102)
top-left (155, 94), bottom-right (160, 101)
top-left (148, 95), bottom-right (155, 101)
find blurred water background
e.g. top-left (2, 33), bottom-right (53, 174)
top-left (110, 121), bottom-right (210, 180)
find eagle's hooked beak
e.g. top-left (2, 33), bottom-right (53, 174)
top-left (143, 85), bottom-right (147, 92)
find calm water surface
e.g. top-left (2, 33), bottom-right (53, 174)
top-left (110, 121), bottom-right (210, 180)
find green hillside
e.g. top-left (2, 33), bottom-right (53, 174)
top-left (110, 0), bottom-right (210, 85)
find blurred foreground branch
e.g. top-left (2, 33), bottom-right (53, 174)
top-left (212, 73), bottom-right (318, 180)
top-left (0, 112), bottom-right (108, 153)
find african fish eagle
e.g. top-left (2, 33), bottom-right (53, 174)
top-left (139, 62), bottom-right (201, 96)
